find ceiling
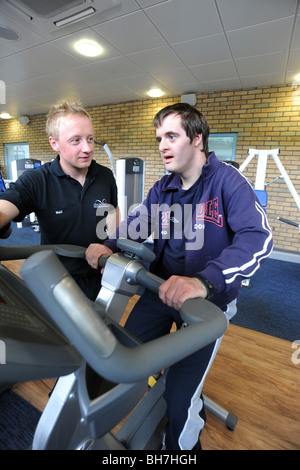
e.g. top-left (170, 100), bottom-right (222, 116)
top-left (0, 0), bottom-right (299, 118)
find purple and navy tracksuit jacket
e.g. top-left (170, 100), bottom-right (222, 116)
top-left (105, 152), bottom-right (273, 311)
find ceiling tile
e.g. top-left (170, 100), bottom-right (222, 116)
top-left (115, 73), bottom-right (168, 94)
top-left (145, 0), bottom-right (223, 43)
top-left (135, 0), bottom-right (168, 7)
top-left (7, 78), bottom-right (56, 99)
top-left (172, 34), bottom-right (232, 66)
top-left (190, 60), bottom-right (238, 82)
top-left (240, 73), bottom-right (285, 88)
top-left (92, 11), bottom-right (166, 54)
top-left (227, 17), bottom-right (295, 58)
top-left (0, 42), bottom-right (15, 59)
top-left (22, 43), bottom-right (82, 72)
top-left (82, 87), bottom-right (143, 106)
top-left (127, 45), bottom-right (184, 74)
top-left (235, 51), bottom-right (288, 77)
top-left (216, 0), bottom-right (298, 30)
top-left (170, 82), bottom-right (206, 95)
top-left (151, 67), bottom-right (199, 89)
top-left (0, 51), bottom-right (50, 83)
top-left (84, 56), bottom-right (145, 79)
top-left (44, 66), bottom-right (105, 88)
top-left (287, 49), bottom-right (300, 72)
top-left (291, 14), bottom-right (300, 49)
top-left (201, 77), bottom-right (242, 92)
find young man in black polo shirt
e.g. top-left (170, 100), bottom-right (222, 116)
top-left (0, 101), bottom-right (118, 300)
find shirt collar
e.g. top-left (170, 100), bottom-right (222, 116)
top-left (51, 155), bottom-right (97, 178)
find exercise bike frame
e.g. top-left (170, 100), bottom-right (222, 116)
top-left (0, 240), bottom-right (235, 449)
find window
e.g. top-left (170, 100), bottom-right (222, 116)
top-left (208, 133), bottom-right (237, 162)
top-left (4, 142), bottom-right (29, 180)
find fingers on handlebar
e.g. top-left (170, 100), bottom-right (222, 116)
top-left (85, 244), bottom-right (113, 270)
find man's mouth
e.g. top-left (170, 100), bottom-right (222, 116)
top-left (79, 155), bottom-right (92, 161)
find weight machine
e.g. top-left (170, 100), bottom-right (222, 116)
top-left (240, 148), bottom-right (300, 231)
top-left (239, 148), bottom-right (300, 287)
top-left (95, 141), bottom-right (145, 221)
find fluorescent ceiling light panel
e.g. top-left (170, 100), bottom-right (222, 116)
top-left (54, 7), bottom-right (95, 27)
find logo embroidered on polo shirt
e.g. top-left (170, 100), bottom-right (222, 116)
top-left (93, 199), bottom-right (108, 208)
top-left (55, 210), bottom-right (63, 214)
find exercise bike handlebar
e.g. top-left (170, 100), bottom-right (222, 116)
top-left (20, 244), bottom-right (227, 384)
top-left (0, 244), bottom-right (87, 260)
top-left (99, 244), bottom-right (220, 328)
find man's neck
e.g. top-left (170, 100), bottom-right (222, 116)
top-left (180, 154), bottom-right (207, 190)
top-left (59, 159), bottom-right (89, 186)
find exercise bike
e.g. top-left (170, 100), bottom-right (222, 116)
top-left (0, 239), bottom-right (231, 450)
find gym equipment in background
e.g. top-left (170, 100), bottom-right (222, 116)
top-left (240, 148), bottom-right (300, 286)
top-left (94, 141), bottom-right (144, 222)
top-left (240, 148), bottom-right (300, 215)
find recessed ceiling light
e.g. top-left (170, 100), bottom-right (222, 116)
top-left (0, 25), bottom-right (19, 41)
top-left (294, 73), bottom-right (300, 83)
top-left (0, 113), bottom-right (12, 119)
top-left (147, 88), bottom-right (165, 98)
top-left (74, 39), bottom-right (104, 57)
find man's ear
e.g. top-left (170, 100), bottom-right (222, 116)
top-left (193, 133), bottom-right (203, 148)
top-left (49, 136), bottom-right (59, 152)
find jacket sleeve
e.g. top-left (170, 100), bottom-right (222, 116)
top-left (200, 179), bottom-right (273, 296)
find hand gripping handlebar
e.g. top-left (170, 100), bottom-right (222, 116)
top-left (20, 241), bottom-right (227, 384)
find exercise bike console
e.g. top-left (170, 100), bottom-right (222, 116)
top-left (0, 246), bottom-right (84, 383)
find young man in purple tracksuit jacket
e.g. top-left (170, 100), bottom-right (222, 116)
top-left (86, 103), bottom-right (273, 450)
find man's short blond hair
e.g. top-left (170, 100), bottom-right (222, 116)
top-left (46, 100), bottom-right (92, 140)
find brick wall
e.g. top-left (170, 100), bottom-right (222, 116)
top-left (0, 84), bottom-right (299, 252)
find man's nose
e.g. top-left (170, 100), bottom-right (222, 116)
top-left (159, 138), bottom-right (168, 153)
top-left (82, 140), bottom-right (94, 152)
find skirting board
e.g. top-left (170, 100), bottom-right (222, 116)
top-left (270, 250), bottom-right (300, 264)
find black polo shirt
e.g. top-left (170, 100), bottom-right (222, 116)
top-left (0, 156), bottom-right (118, 279)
